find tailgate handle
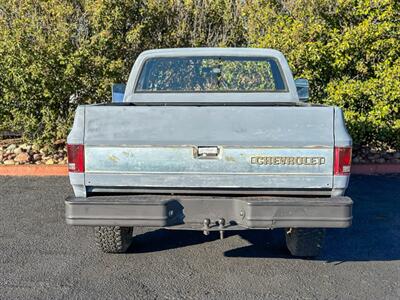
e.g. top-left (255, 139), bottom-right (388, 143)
top-left (194, 146), bottom-right (221, 159)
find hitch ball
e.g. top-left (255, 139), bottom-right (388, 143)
top-left (203, 218), bottom-right (211, 236)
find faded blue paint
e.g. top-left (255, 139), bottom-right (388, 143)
top-left (66, 48), bottom-right (352, 198)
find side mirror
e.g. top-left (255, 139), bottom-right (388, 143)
top-left (295, 78), bottom-right (309, 102)
top-left (111, 83), bottom-right (126, 103)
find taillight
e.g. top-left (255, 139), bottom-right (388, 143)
top-left (334, 147), bottom-right (352, 175)
top-left (67, 144), bottom-right (85, 173)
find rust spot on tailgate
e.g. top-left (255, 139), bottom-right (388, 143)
top-left (108, 155), bottom-right (119, 163)
top-left (225, 156), bottom-right (236, 162)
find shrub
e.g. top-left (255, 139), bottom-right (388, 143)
top-left (245, 0), bottom-right (400, 148)
top-left (0, 0), bottom-right (399, 149)
top-left (0, 0), bottom-right (244, 143)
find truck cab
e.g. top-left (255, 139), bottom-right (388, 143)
top-left (65, 48), bottom-right (352, 257)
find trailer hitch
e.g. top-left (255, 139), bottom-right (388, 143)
top-left (203, 218), bottom-right (211, 236)
top-left (218, 218), bottom-right (226, 240)
top-left (202, 218), bottom-right (226, 239)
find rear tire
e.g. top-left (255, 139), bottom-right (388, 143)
top-left (94, 226), bottom-right (133, 253)
top-left (285, 228), bottom-right (325, 257)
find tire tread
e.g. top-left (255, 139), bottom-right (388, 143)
top-left (285, 228), bottom-right (325, 257)
top-left (94, 226), bottom-right (133, 253)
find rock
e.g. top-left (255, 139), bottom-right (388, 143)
top-left (32, 153), bottom-right (42, 161)
top-left (35, 161), bottom-right (42, 165)
top-left (14, 147), bottom-right (22, 155)
top-left (40, 146), bottom-right (52, 155)
top-left (376, 158), bottom-right (386, 164)
top-left (3, 159), bottom-right (14, 165)
top-left (54, 139), bottom-right (65, 146)
top-left (387, 148), bottom-right (396, 154)
top-left (6, 144), bottom-right (16, 151)
top-left (370, 148), bottom-right (378, 154)
top-left (361, 148), bottom-right (369, 154)
top-left (14, 152), bottom-right (30, 163)
top-left (45, 159), bottom-right (55, 165)
top-left (7, 153), bottom-right (16, 160)
top-left (32, 144), bottom-right (41, 151)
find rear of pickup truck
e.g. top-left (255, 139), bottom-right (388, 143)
top-left (65, 48), bottom-right (352, 257)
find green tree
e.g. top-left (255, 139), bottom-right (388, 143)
top-left (0, 0), bottom-right (87, 141)
top-left (245, 0), bottom-right (400, 148)
top-left (0, 0), bottom-right (245, 143)
top-left (0, 0), bottom-right (399, 149)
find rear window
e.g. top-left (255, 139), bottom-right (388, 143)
top-left (135, 56), bottom-right (287, 93)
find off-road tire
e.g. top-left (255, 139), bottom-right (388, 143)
top-left (285, 228), bottom-right (325, 257)
top-left (94, 226), bottom-right (133, 253)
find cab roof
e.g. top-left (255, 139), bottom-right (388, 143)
top-left (139, 48), bottom-right (284, 58)
top-left (124, 47), bottom-right (299, 104)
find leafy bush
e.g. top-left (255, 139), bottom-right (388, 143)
top-left (245, 0), bottom-right (400, 148)
top-left (0, 0), bottom-right (244, 143)
top-left (0, 0), bottom-right (399, 149)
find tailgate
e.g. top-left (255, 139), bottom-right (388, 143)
top-left (83, 106), bottom-right (334, 192)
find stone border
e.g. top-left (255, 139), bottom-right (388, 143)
top-left (2, 141), bottom-right (399, 166)
top-left (0, 164), bottom-right (399, 176)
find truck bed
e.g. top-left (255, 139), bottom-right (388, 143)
top-left (69, 104), bottom-right (337, 196)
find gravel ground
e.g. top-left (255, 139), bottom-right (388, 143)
top-left (0, 175), bottom-right (399, 299)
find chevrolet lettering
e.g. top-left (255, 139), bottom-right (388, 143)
top-left (65, 48), bottom-right (353, 257)
top-left (250, 156), bottom-right (326, 166)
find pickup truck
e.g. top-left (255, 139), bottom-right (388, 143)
top-left (65, 48), bottom-right (353, 257)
